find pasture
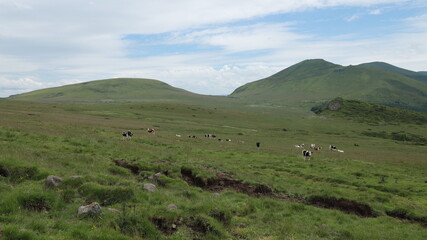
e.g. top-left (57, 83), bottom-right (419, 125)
top-left (0, 99), bottom-right (426, 239)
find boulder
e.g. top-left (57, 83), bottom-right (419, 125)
top-left (45, 175), bottom-right (63, 188)
top-left (78, 202), bottom-right (103, 216)
top-left (143, 183), bottom-right (157, 192)
top-left (167, 204), bottom-right (178, 210)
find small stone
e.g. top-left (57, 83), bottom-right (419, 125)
top-left (167, 204), bottom-right (178, 210)
top-left (78, 202), bottom-right (102, 216)
top-left (147, 172), bottom-right (162, 180)
top-left (45, 175), bottom-right (63, 188)
top-left (143, 183), bottom-right (157, 192)
top-left (172, 224), bottom-right (177, 229)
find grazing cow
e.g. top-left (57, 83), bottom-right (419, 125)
top-left (329, 145), bottom-right (337, 151)
top-left (310, 144), bottom-right (316, 149)
top-left (302, 150), bottom-right (312, 161)
top-left (225, 139), bottom-right (231, 142)
top-left (122, 130), bottom-right (133, 140)
top-left (188, 135), bottom-right (197, 138)
top-left (294, 144), bottom-right (305, 148)
top-left (256, 142), bottom-right (261, 149)
top-left (313, 146), bottom-right (321, 151)
top-left (175, 134), bottom-right (181, 137)
top-left (147, 128), bottom-right (155, 134)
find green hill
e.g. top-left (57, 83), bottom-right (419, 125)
top-left (230, 59), bottom-right (427, 112)
top-left (9, 78), bottom-right (226, 105)
top-left (360, 62), bottom-right (427, 83)
top-left (313, 97), bottom-right (427, 125)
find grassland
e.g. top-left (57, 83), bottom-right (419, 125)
top-left (0, 99), bottom-right (426, 239)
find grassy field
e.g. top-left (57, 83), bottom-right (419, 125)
top-left (0, 99), bottom-right (426, 239)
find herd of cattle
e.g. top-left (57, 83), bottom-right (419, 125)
top-left (122, 129), bottom-right (344, 161)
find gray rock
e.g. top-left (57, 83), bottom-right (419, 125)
top-left (45, 175), bottom-right (63, 188)
top-left (167, 204), bottom-right (178, 210)
top-left (147, 172), bottom-right (162, 181)
top-left (212, 192), bottom-right (221, 197)
top-left (143, 183), bottom-right (157, 192)
top-left (78, 202), bottom-right (102, 216)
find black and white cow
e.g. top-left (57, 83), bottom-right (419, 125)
top-left (122, 130), bottom-right (133, 140)
top-left (329, 145), bottom-right (337, 151)
top-left (302, 150), bottom-right (312, 161)
top-left (256, 142), bottom-right (261, 149)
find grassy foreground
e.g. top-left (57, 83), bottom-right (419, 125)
top-left (0, 100), bottom-right (426, 239)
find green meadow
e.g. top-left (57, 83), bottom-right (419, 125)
top-left (0, 98), bottom-right (426, 239)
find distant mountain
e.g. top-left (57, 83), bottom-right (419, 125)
top-left (230, 59), bottom-right (427, 112)
top-left (9, 78), bottom-right (225, 105)
top-left (360, 62), bottom-right (427, 83)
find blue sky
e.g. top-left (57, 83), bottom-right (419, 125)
top-left (1, 0), bottom-right (426, 97)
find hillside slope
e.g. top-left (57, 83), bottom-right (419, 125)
top-left (9, 78), bottom-right (227, 105)
top-left (230, 59), bottom-right (427, 112)
top-left (360, 62), bottom-right (427, 83)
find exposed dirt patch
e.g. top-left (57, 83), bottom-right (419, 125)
top-left (0, 165), bottom-right (9, 177)
top-left (23, 202), bottom-right (51, 212)
top-left (150, 217), bottom-right (178, 235)
top-left (181, 167), bottom-right (379, 219)
top-left (308, 196), bottom-right (375, 217)
top-left (113, 159), bottom-right (141, 174)
top-left (181, 167), bottom-right (276, 198)
top-left (386, 209), bottom-right (427, 228)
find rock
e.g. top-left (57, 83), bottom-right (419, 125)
top-left (212, 192), bottom-right (221, 197)
top-left (78, 202), bottom-right (103, 216)
top-left (45, 175), bottom-right (63, 188)
top-left (167, 204), bottom-right (178, 210)
top-left (147, 172), bottom-right (162, 181)
top-left (143, 183), bottom-right (157, 192)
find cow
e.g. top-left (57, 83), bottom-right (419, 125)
top-left (302, 150), bottom-right (312, 161)
top-left (294, 144), bottom-right (305, 148)
top-left (225, 139), bottom-right (231, 142)
top-left (329, 145), bottom-right (337, 151)
top-left (122, 130), bottom-right (133, 140)
top-left (147, 128), bottom-right (155, 134)
top-left (310, 144), bottom-right (316, 149)
top-left (188, 135), bottom-right (197, 138)
top-left (313, 146), bottom-right (321, 151)
top-left (256, 142), bottom-right (261, 149)
top-left (175, 134), bottom-right (181, 137)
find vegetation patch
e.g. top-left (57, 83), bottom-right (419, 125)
top-left (0, 163), bottom-right (47, 183)
top-left (313, 97), bottom-right (427, 124)
top-left (362, 130), bottom-right (427, 145)
top-left (78, 183), bottom-right (134, 205)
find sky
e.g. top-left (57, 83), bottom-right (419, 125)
top-left (1, 0), bottom-right (427, 97)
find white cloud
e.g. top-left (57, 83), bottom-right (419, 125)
top-left (369, 9), bottom-right (382, 14)
top-left (345, 15), bottom-right (360, 22)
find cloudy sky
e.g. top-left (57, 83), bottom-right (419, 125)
top-left (1, 0), bottom-right (426, 97)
